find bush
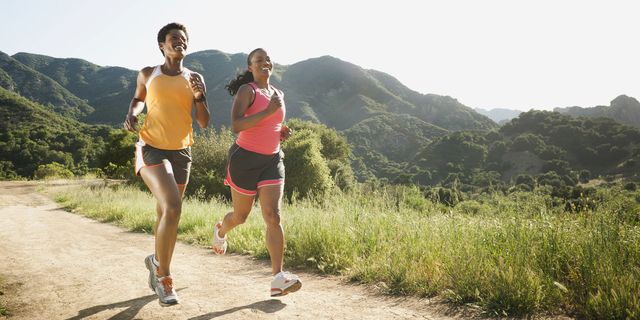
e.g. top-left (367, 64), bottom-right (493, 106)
top-left (34, 162), bottom-right (73, 180)
top-left (187, 128), bottom-right (235, 200)
top-left (103, 162), bottom-right (130, 179)
top-left (578, 170), bottom-right (591, 183)
top-left (515, 174), bottom-right (535, 189)
top-left (287, 119), bottom-right (355, 191)
top-left (426, 187), bottom-right (461, 206)
top-left (282, 129), bottom-right (334, 200)
top-left (0, 160), bottom-right (19, 180)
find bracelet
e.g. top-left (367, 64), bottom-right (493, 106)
top-left (194, 95), bottom-right (206, 103)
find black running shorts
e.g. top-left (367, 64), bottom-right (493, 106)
top-left (224, 143), bottom-right (285, 196)
top-left (135, 141), bottom-right (192, 185)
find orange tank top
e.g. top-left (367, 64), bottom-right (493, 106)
top-left (139, 65), bottom-right (194, 150)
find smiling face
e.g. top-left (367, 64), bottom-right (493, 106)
top-left (248, 49), bottom-right (272, 80)
top-left (159, 29), bottom-right (188, 58)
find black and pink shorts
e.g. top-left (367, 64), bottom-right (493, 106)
top-left (224, 143), bottom-right (284, 196)
top-left (135, 141), bottom-right (192, 185)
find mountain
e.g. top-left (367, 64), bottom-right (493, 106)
top-left (12, 52), bottom-right (137, 125)
top-left (2, 50), bottom-right (501, 181)
top-left (344, 114), bottom-right (448, 179)
top-left (280, 55), bottom-right (496, 131)
top-left (6, 50), bottom-right (497, 131)
top-left (554, 95), bottom-right (640, 128)
top-left (474, 107), bottom-right (522, 124)
top-left (0, 87), bottom-right (111, 178)
top-left (408, 110), bottom-right (640, 187)
top-left (3, 49), bottom-right (639, 185)
top-left (0, 51), bottom-right (94, 119)
top-left (184, 50), bottom-right (250, 128)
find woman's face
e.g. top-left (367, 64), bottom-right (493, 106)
top-left (159, 29), bottom-right (188, 58)
top-left (248, 50), bottom-right (272, 78)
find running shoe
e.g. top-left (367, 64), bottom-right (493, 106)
top-left (144, 254), bottom-right (159, 292)
top-left (270, 271), bottom-right (302, 297)
top-left (155, 275), bottom-right (180, 307)
top-left (212, 222), bottom-right (228, 255)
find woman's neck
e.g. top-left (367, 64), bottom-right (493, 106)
top-left (162, 58), bottom-right (184, 75)
top-left (253, 78), bottom-right (270, 89)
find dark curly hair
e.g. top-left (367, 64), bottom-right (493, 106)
top-left (225, 48), bottom-right (266, 96)
top-left (157, 22), bottom-right (189, 56)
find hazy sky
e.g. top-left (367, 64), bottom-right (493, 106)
top-left (1, 0), bottom-right (638, 111)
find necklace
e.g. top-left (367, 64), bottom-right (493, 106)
top-left (258, 86), bottom-right (272, 96)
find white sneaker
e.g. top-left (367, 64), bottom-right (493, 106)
top-left (270, 271), bottom-right (302, 297)
top-left (155, 275), bottom-right (180, 307)
top-left (212, 222), bottom-right (228, 255)
top-left (144, 254), bottom-right (159, 292)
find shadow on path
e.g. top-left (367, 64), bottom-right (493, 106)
top-left (188, 299), bottom-right (287, 320)
top-left (66, 288), bottom-right (186, 320)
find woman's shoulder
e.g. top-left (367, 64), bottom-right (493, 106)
top-left (238, 82), bottom-right (257, 93)
top-left (138, 66), bottom-right (157, 82)
top-left (271, 85), bottom-right (284, 96)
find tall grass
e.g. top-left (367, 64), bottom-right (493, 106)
top-left (47, 181), bottom-right (640, 318)
top-left (0, 276), bottom-right (7, 316)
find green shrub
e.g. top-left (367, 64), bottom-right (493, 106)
top-left (187, 128), bottom-right (235, 200)
top-left (282, 129), bottom-right (334, 200)
top-left (34, 162), bottom-right (73, 179)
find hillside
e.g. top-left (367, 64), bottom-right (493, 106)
top-left (0, 51), bottom-right (94, 119)
top-left (12, 52), bottom-right (138, 125)
top-left (0, 87), bottom-right (111, 178)
top-left (410, 110), bottom-right (640, 188)
top-left (554, 95), bottom-right (640, 128)
top-left (344, 114), bottom-right (448, 180)
top-left (4, 50), bottom-right (502, 182)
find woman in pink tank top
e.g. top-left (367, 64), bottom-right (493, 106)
top-left (211, 48), bottom-right (301, 297)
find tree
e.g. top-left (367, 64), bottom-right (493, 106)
top-left (99, 129), bottom-right (137, 178)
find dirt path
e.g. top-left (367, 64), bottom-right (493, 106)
top-left (0, 181), bottom-right (457, 320)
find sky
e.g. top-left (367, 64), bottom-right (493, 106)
top-left (1, 0), bottom-right (638, 111)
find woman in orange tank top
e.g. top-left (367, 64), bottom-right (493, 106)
top-left (123, 22), bottom-right (210, 307)
top-left (212, 48), bottom-right (301, 297)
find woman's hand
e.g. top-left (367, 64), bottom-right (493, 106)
top-left (124, 113), bottom-right (138, 132)
top-left (266, 90), bottom-right (284, 114)
top-left (280, 125), bottom-right (293, 141)
top-left (190, 73), bottom-right (206, 101)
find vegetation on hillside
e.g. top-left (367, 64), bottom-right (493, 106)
top-left (0, 51), bottom-right (93, 119)
top-left (0, 88), bottom-right (114, 179)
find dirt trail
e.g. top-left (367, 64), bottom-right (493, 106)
top-left (0, 181), bottom-right (457, 320)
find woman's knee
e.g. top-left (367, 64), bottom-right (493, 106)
top-left (262, 208), bottom-right (281, 226)
top-left (161, 201), bottom-right (182, 221)
top-left (231, 210), bottom-right (250, 225)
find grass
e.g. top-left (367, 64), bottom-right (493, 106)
top-left (0, 276), bottom-right (7, 316)
top-left (46, 180), bottom-right (640, 319)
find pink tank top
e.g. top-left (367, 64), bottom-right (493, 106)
top-left (236, 82), bottom-right (286, 155)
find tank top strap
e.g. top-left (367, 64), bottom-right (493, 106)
top-left (145, 65), bottom-right (163, 90)
top-left (181, 67), bottom-right (193, 81)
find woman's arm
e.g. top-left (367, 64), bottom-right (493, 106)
top-left (123, 67), bottom-right (152, 132)
top-left (190, 72), bottom-right (210, 128)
